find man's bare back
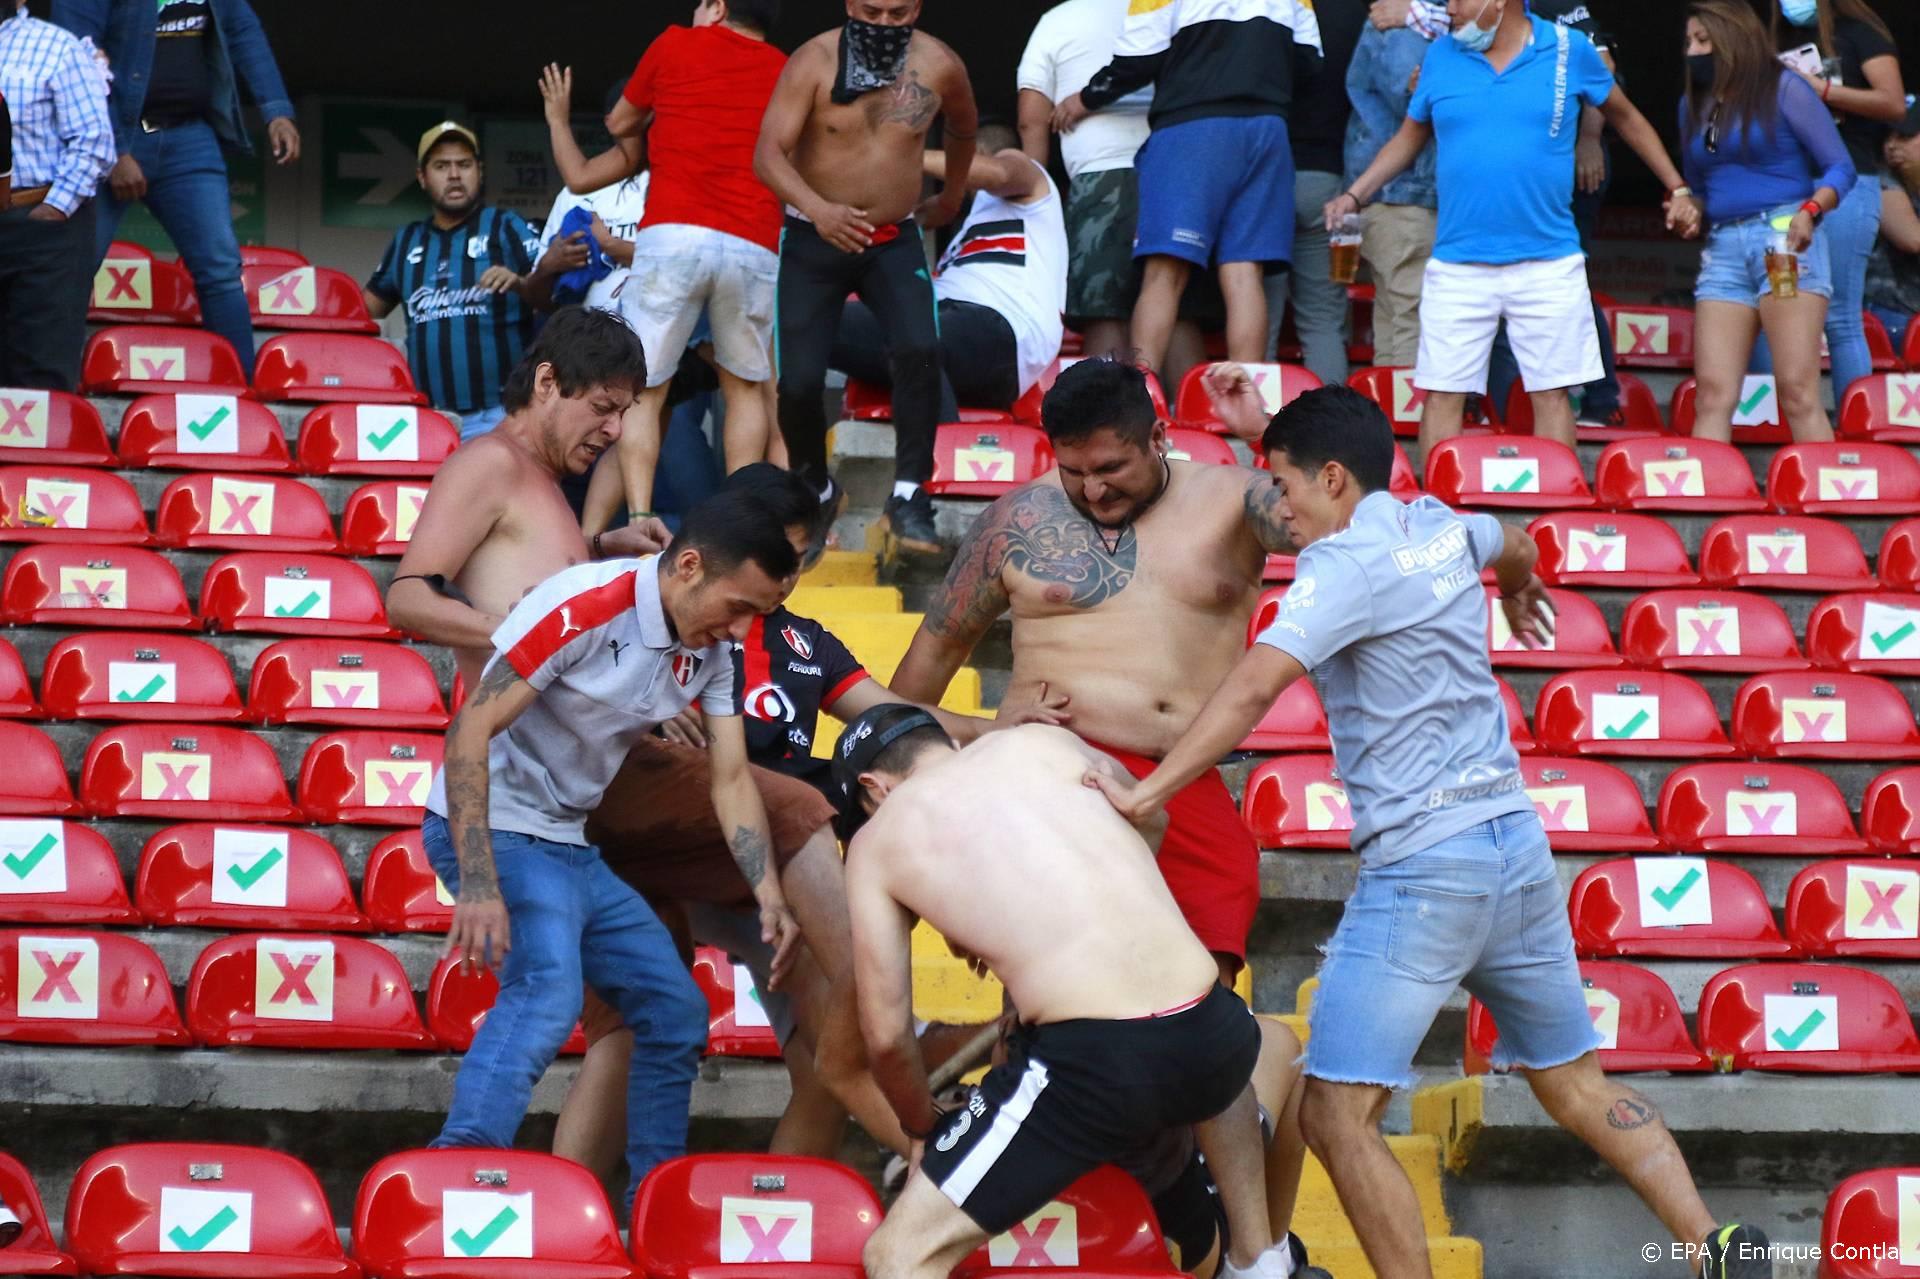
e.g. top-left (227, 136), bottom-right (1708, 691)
top-left (851, 725), bottom-right (1216, 1023)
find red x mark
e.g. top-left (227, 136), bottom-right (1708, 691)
top-left (373, 767), bottom-right (423, 804)
top-left (1738, 802), bottom-right (1785, 835)
top-left (1860, 880), bottom-right (1908, 930)
top-left (29, 949), bottom-right (82, 1003)
top-left (268, 951), bottom-right (321, 1004)
top-left (219, 494), bottom-right (262, 534)
top-left (265, 273), bottom-right (306, 309)
top-left (0, 399), bottom-right (37, 436)
top-left (1828, 477), bottom-right (1871, 501)
top-left (1650, 468), bottom-right (1692, 495)
top-left (1894, 382), bottom-right (1920, 421)
top-left (154, 762), bottom-right (199, 801)
top-left (1588, 1002), bottom-right (1605, 1024)
top-left (1006, 1217), bottom-right (1060, 1265)
top-left (1398, 385), bottom-right (1427, 418)
top-left (738, 1216), bottom-right (796, 1262)
top-left (1577, 541), bottom-right (1619, 571)
top-left (1624, 321), bottom-right (1662, 355)
top-left (34, 493), bottom-right (78, 528)
top-left (1318, 791), bottom-right (1351, 823)
top-left (70, 575), bottom-right (115, 605)
top-left (137, 357), bottom-right (177, 380)
top-left (1792, 711), bottom-right (1836, 741)
top-left (1688, 618), bottom-right (1727, 655)
top-left (1535, 798), bottom-right (1574, 828)
top-left (103, 264), bottom-right (141, 301)
top-left (1755, 545), bottom-right (1800, 573)
top-left (965, 459), bottom-right (1009, 480)
top-left (321, 682), bottom-right (365, 707)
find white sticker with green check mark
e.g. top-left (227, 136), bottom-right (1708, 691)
top-left (264, 576), bottom-right (331, 621)
top-left (1761, 993), bottom-right (1838, 1053)
top-left (1730, 375), bottom-right (1776, 427)
top-left (174, 394), bottom-right (240, 454)
top-left (159, 1186), bottom-right (251, 1254)
top-left (1478, 456), bottom-right (1539, 495)
top-left (0, 819), bottom-right (66, 894)
top-left (734, 962), bottom-right (772, 1028)
top-left (1859, 600), bottom-right (1920, 661)
top-left (356, 406), bottom-right (419, 462)
top-left (108, 661), bottom-right (176, 705)
top-left (211, 827), bottom-right (290, 907)
top-left (1634, 856), bottom-right (1712, 927)
top-left (441, 1190), bottom-right (534, 1259)
top-left (1589, 693), bottom-right (1660, 743)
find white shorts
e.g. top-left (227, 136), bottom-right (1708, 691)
top-left (1413, 253), bottom-right (1603, 395)
top-left (622, 223), bottom-right (779, 388)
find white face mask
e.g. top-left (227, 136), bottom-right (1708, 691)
top-left (1450, 0), bottom-right (1500, 52)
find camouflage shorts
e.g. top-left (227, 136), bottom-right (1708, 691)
top-left (1066, 168), bottom-right (1227, 330)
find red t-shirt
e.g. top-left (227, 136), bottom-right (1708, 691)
top-left (623, 24), bottom-right (786, 253)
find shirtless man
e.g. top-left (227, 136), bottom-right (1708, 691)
top-left (891, 357), bottom-right (1295, 982)
top-left (837, 705), bottom-right (1306, 1279)
top-left (753, 0), bottom-right (977, 557)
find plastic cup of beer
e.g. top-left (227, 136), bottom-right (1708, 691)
top-left (1765, 230), bottom-right (1798, 300)
top-left (1330, 214), bottom-right (1363, 285)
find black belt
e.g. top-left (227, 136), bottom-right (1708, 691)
top-left (140, 114), bottom-right (203, 133)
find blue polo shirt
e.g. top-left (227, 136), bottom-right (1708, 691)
top-left (1409, 15), bottom-right (1613, 265)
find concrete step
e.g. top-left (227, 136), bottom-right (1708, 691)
top-left (786, 584), bottom-right (901, 614)
top-left (1292, 1134), bottom-right (1485, 1279)
top-left (796, 549), bottom-right (881, 588)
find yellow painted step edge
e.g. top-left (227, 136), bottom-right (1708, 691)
top-left (1410, 1076), bottom-right (1486, 1176)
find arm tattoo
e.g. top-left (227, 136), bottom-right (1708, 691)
top-left (1243, 474), bottom-right (1298, 556)
top-left (727, 824), bottom-right (770, 889)
top-left (445, 662), bottom-right (518, 902)
top-left (466, 659), bottom-right (520, 708)
top-left (1604, 1093), bottom-right (1660, 1130)
top-left (923, 485), bottom-right (1134, 639)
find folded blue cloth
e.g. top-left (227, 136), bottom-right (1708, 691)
top-left (551, 205), bottom-right (613, 306)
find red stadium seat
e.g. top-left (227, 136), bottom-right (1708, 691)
top-left (1500, 371), bottom-right (1667, 441)
top-left (1864, 769), bottom-right (1920, 855)
top-left (1, 545), bottom-right (196, 629)
top-left (1768, 442), bottom-right (1920, 515)
top-left (1173, 361), bottom-right (1320, 430)
top-left (1864, 310), bottom-right (1901, 372)
top-left (0, 466), bottom-right (149, 544)
top-left (243, 264), bottom-right (379, 334)
top-left (240, 245), bottom-right (311, 271)
top-left (340, 481), bottom-right (431, 557)
top-left (361, 830), bottom-right (453, 933)
top-left (1247, 585), bottom-right (1288, 644)
top-left (199, 553), bottom-right (392, 638)
top-left (1907, 316), bottom-right (1920, 371)
top-left (64, 1142), bottom-right (358, 1278)
top-left (1239, 679), bottom-right (1328, 752)
top-left (1787, 859), bottom-right (1920, 959)
top-left (1697, 515), bottom-right (1877, 592)
top-left (249, 639), bottom-right (448, 729)
top-left (1594, 437), bottom-right (1766, 513)
top-left (1697, 961), bottom-right (1920, 1073)
top-left (1241, 754), bottom-right (1352, 849)
top-left (1879, 520), bottom-right (1920, 591)
top-left (0, 724), bottom-right (83, 816)
top-left (1671, 376), bottom-right (1794, 445)
top-left (1534, 672), bottom-right (1732, 757)
top-left (952, 1165), bottom-right (1177, 1277)
top-left (1521, 756), bottom-right (1663, 852)
top-left (82, 325), bottom-right (249, 397)
top-left (425, 955), bottom-right (586, 1054)
top-left (1818, 1165), bottom-right (1920, 1279)
top-left (137, 823), bottom-right (367, 932)
top-left (252, 334), bottom-right (426, 405)
top-left (1347, 366), bottom-right (1456, 438)
top-left (1808, 593), bottom-right (1920, 676)
top-left (1838, 372), bottom-right (1920, 443)
top-left (357, 1149), bottom-right (631, 1277)
top-left (1467, 960), bottom-right (1711, 1074)
top-left (1497, 675), bottom-right (1537, 753)
top-left (1570, 857), bottom-right (1794, 959)
top-left (115, 393), bottom-right (294, 472)
top-left (1732, 672), bottom-right (1920, 760)
top-left (1423, 436), bottom-right (1596, 509)
top-left (1604, 304), bottom-right (1695, 370)
top-left (0, 637), bottom-right (36, 716)
top-left (0, 821), bottom-right (137, 925)
top-left (187, 933), bottom-right (433, 1049)
top-left (693, 945), bottom-right (781, 1058)
top-left (0, 1151), bottom-right (77, 1275)
top-left (630, 1153), bottom-right (882, 1279)
top-left (1657, 762), bottom-right (1865, 855)
top-left (1162, 426), bottom-right (1238, 466)
top-left (1528, 512), bottom-right (1697, 588)
top-left (0, 928), bottom-right (188, 1044)
top-left (1620, 590), bottom-right (1809, 673)
top-left (1484, 585), bottom-right (1623, 669)
top-left (296, 404), bottom-right (459, 477)
top-left (840, 377), bottom-right (892, 422)
top-left (80, 723), bottom-right (297, 821)
top-left (297, 730), bottom-right (443, 825)
top-left (155, 472), bottom-right (340, 552)
top-left (926, 423), bottom-right (1053, 497)
top-left (41, 632), bottom-right (245, 722)
top-left (0, 388), bottom-right (116, 466)
top-left (89, 253), bottom-right (200, 325)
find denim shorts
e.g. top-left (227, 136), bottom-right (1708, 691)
top-left (1695, 204), bottom-right (1834, 307)
top-left (1305, 811), bottom-right (1601, 1091)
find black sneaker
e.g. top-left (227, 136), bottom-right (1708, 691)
top-left (882, 487), bottom-right (943, 558)
top-left (801, 477), bottom-right (847, 571)
top-left (1577, 406), bottom-right (1629, 429)
top-left (1288, 1232), bottom-right (1333, 1279)
top-left (1699, 1223), bottom-right (1772, 1278)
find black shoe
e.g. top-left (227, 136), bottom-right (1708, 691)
top-left (1288, 1232), bottom-right (1334, 1279)
top-left (882, 488), bottom-right (943, 558)
top-left (1577, 406), bottom-right (1629, 429)
top-left (1699, 1223), bottom-right (1772, 1279)
top-left (801, 477), bottom-right (847, 571)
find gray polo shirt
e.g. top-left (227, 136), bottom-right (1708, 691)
top-left (425, 555), bottom-right (736, 845)
top-left (1255, 491), bottom-right (1531, 868)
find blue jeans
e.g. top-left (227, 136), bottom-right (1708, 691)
top-left (1304, 811), bottom-right (1600, 1090)
top-left (421, 814), bottom-right (707, 1207)
top-left (1870, 304), bottom-right (1913, 358)
top-left (1747, 182), bottom-right (1871, 397)
top-left (93, 119), bottom-right (254, 371)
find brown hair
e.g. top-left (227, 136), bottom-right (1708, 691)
top-left (1771, 0), bottom-right (1894, 60)
top-left (1686, 0), bottom-right (1784, 146)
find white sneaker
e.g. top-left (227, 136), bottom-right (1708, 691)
top-left (1218, 1242), bottom-right (1296, 1279)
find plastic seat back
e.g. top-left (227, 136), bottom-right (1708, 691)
top-left (41, 631), bottom-right (244, 722)
top-left (248, 639), bottom-right (449, 729)
top-left (297, 730), bottom-right (443, 825)
top-left (1620, 590), bottom-right (1807, 673)
top-left (116, 393), bottom-right (295, 472)
top-left (64, 1142), bottom-right (358, 1278)
top-left (0, 636), bottom-right (37, 716)
top-left (0, 1151), bottom-right (76, 1275)
top-left (1501, 371), bottom-right (1668, 441)
top-left (926, 423), bottom-right (1054, 498)
top-left (1595, 437), bottom-right (1765, 513)
top-left (1671, 375), bottom-right (1794, 445)
top-left (1347, 366), bottom-right (1445, 438)
top-left (82, 325), bottom-right (249, 397)
top-left (1528, 512), bottom-right (1697, 588)
top-left (1, 544), bottom-right (195, 629)
top-left (1497, 675), bottom-right (1536, 752)
top-left (240, 245), bottom-right (311, 271)
top-left (1768, 442), bottom-right (1920, 515)
top-left (81, 723), bottom-right (297, 821)
top-left (0, 928), bottom-right (187, 1044)
top-left (1424, 436), bottom-right (1595, 509)
top-left (425, 954), bottom-right (585, 1054)
top-left (0, 466), bottom-right (149, 544)
top-left (951, 1165), bottom-right (1173, 1277)
top-left (630, 1153), bottom-right (880, 1278)
top-left (341, 481), bottom-right (431, 557)
top-left (1787, 859), bottom-right (1920, 960)
top-left (1732, 671), bottom-right (1920, 760)
top-left (1818, 1165), bottom-right (1920, 1279)
top-left (1878, 519), bottom-right (1920, 591)
top-left (1838, 372), bottom-right (1920, 443)
top-left (1174, 361), bottom-right (1319, 429)
top-left (1467, 960), bottom-right (1710, 1074)
top-left (1604, 305), bottom-right (1695, 369)
top-left (693, 945), bottom-right (782, 1058)
top-left (0, 724), bottom-right (83, 816)
top-left (1569, 856), bottom-right (1794, 958)
top-left (356, 1149), bottom-right (632, 1278)
top-left (1239, 679), bottom-right (1327, 751)
top-left (137, 823), bottom-right (366, 932)
top-left (361, 830), bottom-right (453, 933)
top-left (1698, 515), bottom-right (1876, 591)
top-left (1698, 961), bottom-right (1920, 1072)
top-left (0, 388), bottom-right (116, 465)
top-left (156, 472), bottom-right (340, 552)
top-left (243, 264), bottom-right (379, 333)
top-left (296, 404), bottom-right (459, 477)
top-left (840, 377), bottom-right (891, 422)
top-left (1520, 756), bottom-right (1662, 851)
top-left (1162, 427), bottom-right (1238, 466)
top-left (1657, 762), bottom-right (1866, 855)
top-left (1864, 768), bottom-right (1920, 855)
top-left (90, 253), bottom-right (200, 325)
top-left (187, 932), bottom-right (432, 1049)
top-left (0, 820), bottom-right (137, 925)
top-left (1241, 754), bottom-right (1352, 849)
top-left (253, 334), bottom-right (426, 405)
top-left (1808, 592), bottom-right (1920, 676)
top-left (199, 552), bottom-right (391, 638)
top-left (1483, 585), bottom-right (1623, 669)
top-left (1534, 671), bottom-right (1731, 757)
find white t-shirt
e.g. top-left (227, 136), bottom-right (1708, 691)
top-left (536, 174), bottom-right (651, 316)
top-left (934, 159), bottom-right (1068, 396)
top-left (1015, 0), bottom-right (1151, 180)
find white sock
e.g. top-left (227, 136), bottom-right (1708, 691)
top-left (893, 480), bottom-right (920, 500)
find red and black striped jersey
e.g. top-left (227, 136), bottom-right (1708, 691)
top-left (732, 607), bottom-right (867, 789)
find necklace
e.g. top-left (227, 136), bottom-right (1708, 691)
top-left (1091, 456), bottom-right (1171, 557)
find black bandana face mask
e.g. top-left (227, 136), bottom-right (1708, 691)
top-left (833, 18), bottom-right (914, 104)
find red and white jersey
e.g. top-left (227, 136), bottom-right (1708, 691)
top-left (934, 158), bottom-right (1068, 396)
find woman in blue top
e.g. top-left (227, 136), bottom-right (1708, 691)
top-left (1682, 0), bottom-right (1854, 445)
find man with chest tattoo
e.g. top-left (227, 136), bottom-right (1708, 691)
top-left (754, 0), bottom-right (978, 559)
top-left (891, 358), bottom-right (1294, 983)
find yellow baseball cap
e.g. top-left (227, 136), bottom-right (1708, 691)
top-left (416, 120), bottom-right (480, 166)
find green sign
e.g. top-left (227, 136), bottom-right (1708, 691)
top-left (320, 99), bottom-right (458, 229)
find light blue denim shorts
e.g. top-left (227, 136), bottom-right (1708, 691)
top-left (1695, 204), bottom-right (1834, 307)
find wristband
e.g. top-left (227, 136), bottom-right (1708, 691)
top-left (1668, 185), bottom-right (1693, 199)
top-left (591, 532), bottom-right (604, 559)
top-left (1343, 189), bottom-right (1365, 210)
top-left (629, 509), bottom-right (654, 522)
top-left (1800, 199), bottom-right (1824, 225)
top-left (1820, 77), bottom-right (1833, 103)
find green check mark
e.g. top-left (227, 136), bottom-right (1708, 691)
top-left (272, 590), bottom-right (322, 618)
top-left (1, 833), bottom-right (56, 880)
top-left (1602, 709), bottom-right (1651, 739)
top-left (450, 1206), bottom-right (518, 1257)
top-left (1649, 867), bottom-right (1701, 912)
top-left (366, 418), bottom-right (410, 452)
top-left (225, 846), bottom-right (283, 891)
top-left (184, 405), bottom-right (231, 442)
top-left (1870, 621), bottom-right (1917, 654)
top-left (1491, 468), bottom-right (1536, 493)
top-left (166, 1204), bottom-right (238, 1252)
top-left (115, 674), bottom-right (168, 702)
top-left (1737, 383), bottom-right (1772, 418)
top-left (1770, 1008), bottom-right (1826, 1051)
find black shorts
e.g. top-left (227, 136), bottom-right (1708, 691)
top-left (919, 984), bottom-right (1259, 1235)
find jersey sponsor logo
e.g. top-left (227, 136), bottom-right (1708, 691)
top-left (1391, 523), bottom-right (1470, 576)
top-left (672, 652), bottom-right (703, 686)
top-left (781, 626), bottom-right (813, 660)
top-left (405, 284), bottom-right (498, 325)
top-left (557, 607), bottom-right (583, 639)
top-left (786, 662), bottom-right (823, 677)
top-left (744, 682), bottom-right (798, 722)
top-left (607, 638), bottom-right (629, 665)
